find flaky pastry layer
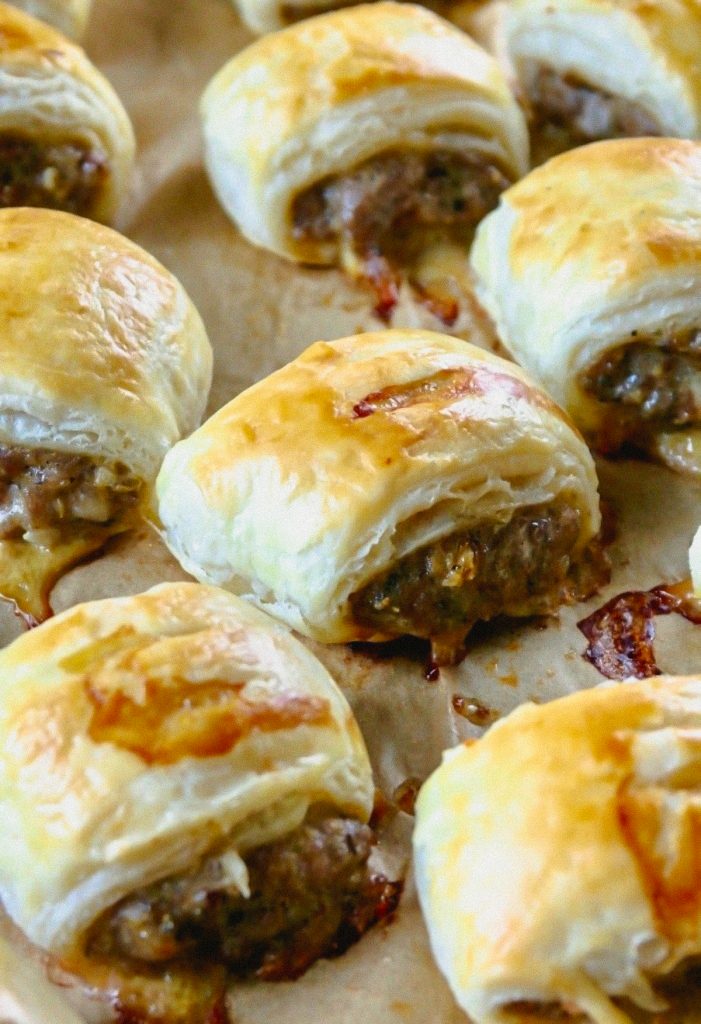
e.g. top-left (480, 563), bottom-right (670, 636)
top-left (415, 674), bottom-right (701, 1024)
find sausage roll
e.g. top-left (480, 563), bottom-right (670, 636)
top-left (201, 3), bottom-right (528, 319)
top-left (414, 674), bottom-right (701, 1024)
top-left (505, 0), bottom-right (701, 165)
top-left (156, 329), bottom-right (606, 665)
top-left (0, 1), bottom-right (133, 222)
top-left (0, 207), bottom-right (212, 622)
top-left (0, 582), bottom-right (398, 1023)
top-left (470, 137), bottom-right (701, 475)
top-left (9, 0), bottom-right (90, 37)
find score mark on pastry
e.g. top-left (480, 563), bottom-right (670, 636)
top-left (85, 670), bottom-right (332, 765)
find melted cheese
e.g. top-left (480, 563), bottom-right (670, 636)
top-left (0, 519), bottom-right (135, 623)
top-left (655, 428), bottom-right (701, 478)
top-left (59, 948), bottom-right (227, 1024)
top-left (413, 241), bottom-right (475, 304)
top-left (340, 237), bottom-right (476, 324)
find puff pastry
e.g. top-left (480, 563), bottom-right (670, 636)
top-left (0, 1), bottom-right (133, 222)
top-left (505, 0), bottom-right (701, 164)
top-left (156, 328), bottom-right (606, 664)
top-left (470, 137), bottom-right (701, 475)
top-left (0, 582), bottom-right (396, 1023)
top-left (9, 0), bottom-right (90, 37)
top-left (414, 674), bottom-right (701, 1024)
top-left (0, 207), bottom-right (212, 621)
top-left (201, 3), bottom-right (528, 318)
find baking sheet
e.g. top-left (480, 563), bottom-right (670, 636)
top-left (1, 0), bottom-right (701, 1020)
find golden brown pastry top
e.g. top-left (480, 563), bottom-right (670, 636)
top-left (207, 2), bottom-right (512, 123)
top-left (506, 138), bottom-right (701, 281)
top-left (0, 207), bottom-right (212, 479)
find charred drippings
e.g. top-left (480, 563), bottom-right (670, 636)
top-left (578, 580), bottom-right (701, 680)
top-left (451, 694), bottom-right (500, 727)
top-left (391, 777), bottom-right (423, 816)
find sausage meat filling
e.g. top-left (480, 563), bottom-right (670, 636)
top-left (350, 502), bottom-right (605, 663)
top-left (86, 815), bottom-right (401, 982)
top-left (0, 134), bottom-right (107, 214)
top-left (582, 334), bottom-right (701, 453)
top-left (292, 148), bottom-right (510, 313)
top-left (526, 67), bottom-right (661, 162)
top-left (0, 445), bottom-right (141, 544)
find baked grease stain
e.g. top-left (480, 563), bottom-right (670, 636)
top-left (451, 694), bottom-right (499, 726)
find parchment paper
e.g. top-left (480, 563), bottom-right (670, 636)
top-left (1, 0), bottom-right (700, 1020)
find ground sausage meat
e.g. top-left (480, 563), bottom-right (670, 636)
top-left (0, 134), bottom-right (107, 214)
top-left (585, 340), bottom-right (701, 425)
top-left (86, 816), bottom-right (401, 982)
top-left (0, 445), bottom-right (141, 542)
top-left (527, 67), bottom-right (661, 161)
top-left (350, 502), bottom-right (605, 664)
top-left (292, 148), bottom-right (510, 266)
top-left (583, 335), bottom-right (701, 452)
